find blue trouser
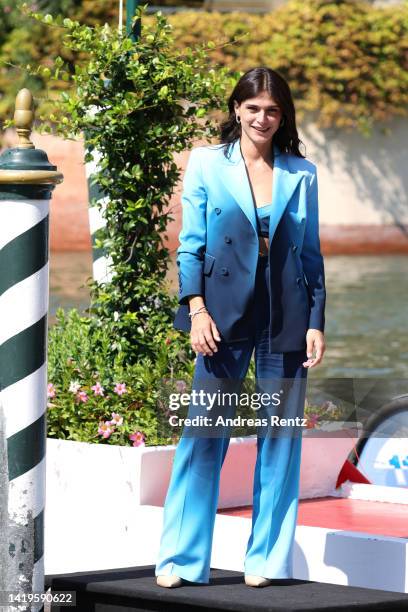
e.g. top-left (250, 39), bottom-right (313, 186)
top-left (155, 256), bottom-right (308, 583)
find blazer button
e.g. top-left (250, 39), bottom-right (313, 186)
top-left (224, 235), bottom-right (232, 244)
top-left (296, 277), bottom-right (302, 285)
top-left (292, 245), bottom-right (298, 252)
top-left (220, 267), bottom-right (229, 276)
top-left (215, 207), bottom-right (221, 215)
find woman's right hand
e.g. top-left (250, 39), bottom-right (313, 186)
top-left (190, 312), bottom-right (221, 356)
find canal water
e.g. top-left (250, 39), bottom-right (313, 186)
top-left (49, 252), bottom-right (408, 380)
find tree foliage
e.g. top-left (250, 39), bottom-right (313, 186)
top-left (5, 3), bottom-right (235, 367)
top-left (1, 0), bottom-right (407, 135)
top-left (8, 4), bottom-right (235, 445)
top-left (163, 0), bottom-right (408, 133)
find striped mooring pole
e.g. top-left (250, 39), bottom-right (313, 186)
top-left (85, 142), bottom-right (113, 284)
top-left (85, 0), bottom-right (139, 284)
top-left (0, 89), bottom-right (63, 610)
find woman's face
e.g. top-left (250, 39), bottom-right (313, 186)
top-left (234, 90), bottom-right (283, 146)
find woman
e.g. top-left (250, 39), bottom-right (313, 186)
top-left (155, 66), bottom-right (326, 588)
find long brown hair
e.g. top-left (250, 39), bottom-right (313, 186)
top-left (219, 66), bottom-right (306, 159)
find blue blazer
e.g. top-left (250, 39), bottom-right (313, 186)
top-left (173, 138), bottom-right (326, 352)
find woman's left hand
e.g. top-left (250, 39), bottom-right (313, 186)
top-left (303, 329), bottom-right (326, 368)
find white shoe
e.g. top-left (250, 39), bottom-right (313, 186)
top-left (156, 575), bottom-right (183, 588)
top-left (245, 574), bottom-right (273, 587)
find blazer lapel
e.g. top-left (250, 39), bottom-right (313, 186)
top-left (218, 139), bottom-right (303, 240)
top-left (269, 148), bottom-right (305, 243)
top-left (218, 140), bottom-right (258, 235)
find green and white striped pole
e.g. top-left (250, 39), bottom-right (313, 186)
top-left (0, 89), bottom-right (63, 610)
top-left (85, 142), bottom-right (113, 284)
top-left (85, 0), bottom-right (139, 284)
top-left (85, 143), bottom-right (113, 284)
top-left (126, 0), bottom-right (141, 42)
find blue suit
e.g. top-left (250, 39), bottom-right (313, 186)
top-left (174, 138), bottom-right (326, 351)
top-left (156, 139), bottom-right (326, 584)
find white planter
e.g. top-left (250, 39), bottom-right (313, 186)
top-left (137, 429), bottom-right (359, 506)
top-left (299, 425), bottom-right (360, 498)
top-left (44, 430), bottom-right (358, 574)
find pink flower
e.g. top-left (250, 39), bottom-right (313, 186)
top-left (110, 412), bottom-right (123, 426)
top-left (76, 391), bottom-right (88, 403)
top-left (129, 431), bottom-right (145, 447)
top-left (113, 382), bottom-right (127, 396)
top-left (306, 413), bottom-right (320, 429)
top-left (321, 400), bottom-right (338, 414)
top-left (91, 382), bottom-right (105, 396)
top-left (175, 379), bottom-right (187, 393)
top-left (69, 380), bottom-right (81, 394)
top-left (47, 383), bottom-right (56, 398)
top-left (98, 420), bottom-right (115, 439)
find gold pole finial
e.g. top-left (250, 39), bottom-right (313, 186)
top-left (14, 89), bottom-right (35, 149)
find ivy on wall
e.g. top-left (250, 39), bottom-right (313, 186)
top-left (0, 0), bottom-right (119, 120)
top-left (161, 0), bottom-right (408, 134)
top-left (0, 0), bottom-right (407, 136)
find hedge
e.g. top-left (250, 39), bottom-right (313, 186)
top-left (0, 0), bottom-right (407, 135)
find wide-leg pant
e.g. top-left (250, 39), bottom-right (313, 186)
top-left (155, 256), bottom-right (308, 583)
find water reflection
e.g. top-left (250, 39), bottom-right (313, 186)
top-left (49, 253), bottom-right (408, 379)
top-left (49, 251), bottom-right (93, 324)
top-left (323, 255), bottom-right (408, 379)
